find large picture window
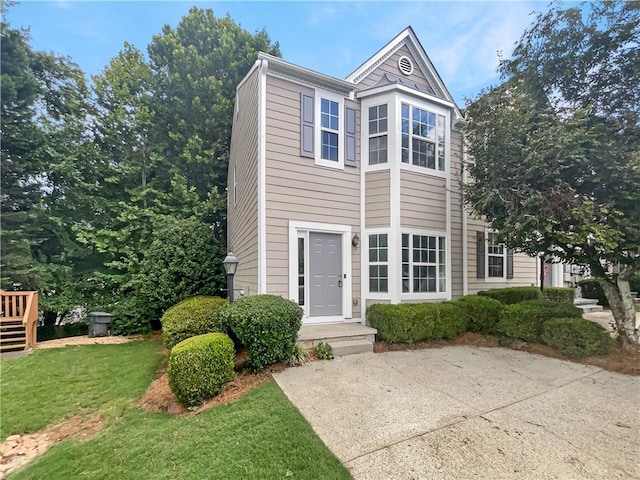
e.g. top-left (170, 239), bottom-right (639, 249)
top-left (402, 233), bottom-right (446, 293)
top-left (368, 104), bottom-right (388, 165)
top-left (369, 234), bottom-right (388, 293)
top-left (401, 103), bottom-right (446, 171)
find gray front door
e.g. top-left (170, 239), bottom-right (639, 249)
top-left (309, 232), bottom-right (342, 317)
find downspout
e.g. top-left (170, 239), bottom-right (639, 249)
top-left (258, 58), bottom-right (268, 294)
top-left (460, 122), bottom-right (469, 296)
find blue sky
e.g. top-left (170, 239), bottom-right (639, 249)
top-left (7, 1), bottom-right (553, 106)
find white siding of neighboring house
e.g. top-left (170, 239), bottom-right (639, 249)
top-left (227, 66), bottom-right (260, 296)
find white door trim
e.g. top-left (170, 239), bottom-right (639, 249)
top-left (288, 221), bottom-right (353, 323)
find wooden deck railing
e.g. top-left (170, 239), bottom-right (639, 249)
top-left (1, 290), bottom-right (38, 350)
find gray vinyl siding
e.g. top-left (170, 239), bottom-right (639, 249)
top-left (227, 67), bottom-right (260, 296)
top-left (356, 45), bottom-right (440, 98)
top-left (400, 170), bottom-right (447, 230)
top-left (365, 170), bottom-right (390, 228)
top-left (466, 217), bottom-right (538, 294)
top-left (263, 74), bottom-right (362, 319)
top-left (449, 129), bottom-right (464, 298)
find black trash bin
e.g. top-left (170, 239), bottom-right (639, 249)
top-left (88, 312), bottom-right (114, 337)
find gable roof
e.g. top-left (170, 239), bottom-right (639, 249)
top-left (346, 26), bottom-right (463, 119)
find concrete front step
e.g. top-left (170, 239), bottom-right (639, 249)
top-left (574, 297), bottom-right (599, 306)
top-left (327, 339), bottom-right (373, 356)
top-left (576, 304), bottom-right (604, 313)
top-left (297, 322), bottom-right (377, 350)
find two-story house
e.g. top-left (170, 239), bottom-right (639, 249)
top-left (227, 27), bottom-right (538, 334)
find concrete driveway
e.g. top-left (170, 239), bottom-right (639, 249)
top-left (273, 347), bottom-right (639, 479)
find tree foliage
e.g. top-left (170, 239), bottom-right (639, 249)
top-left (2, 6), bottom-right (281, 332)
top-left (463, 1), bottom-right (640, 346)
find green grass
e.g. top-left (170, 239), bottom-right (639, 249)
top-left (0, 342), bottom-right (163, 440)
top-left (635, 304), bottom-right (640, 312)
top-left (2, 342), bottom-right (352, 480)
top-left (11, 381), bottom-right (352, 480)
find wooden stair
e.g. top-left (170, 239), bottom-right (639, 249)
top-left (0, 291), bottom-right (38, 353)
top-left (0, 317), bottom-right (27, 352)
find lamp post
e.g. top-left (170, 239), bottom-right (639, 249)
top-left (223, 252), bottom-right (239, 303)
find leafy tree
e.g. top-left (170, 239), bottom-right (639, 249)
top-left (147, 7), bottom-right (281, 239)
top-left (463, 1), bottom-right (640, 347)
top-left (1, 12), bottom-right (95, 305)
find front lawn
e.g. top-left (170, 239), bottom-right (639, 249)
top-left (11, 381), bottom-right (352, 480)
top-left (1, 342), bottom-right (352, 480)
top-left (1, 342), bottom-right (163, 440)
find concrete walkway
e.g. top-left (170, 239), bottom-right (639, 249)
top-left (274, 347), bottom-right (640, 479)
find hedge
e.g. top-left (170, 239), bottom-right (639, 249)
top-left (519, 299), bottom-right (582, 318)
top-left (366, 302), bottom-right (467, 343)
top-left (455, 295), bottom-right (504, 334)
top-left (167, 333), bottom-right (236, 407)
top-left (541, 318), bottom-right (613, 357)
top-left (542, 287), bottom-right (575, 305)
top-left (217, 295), bottom-right (303, 372)
top-left (479, 286), bottom-right (542, 305)
top-left (161, 296), bottom-right (228, 350)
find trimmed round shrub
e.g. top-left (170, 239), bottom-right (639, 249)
top-left (497, 303), bottom-right (549, 343)
top-left (577, 279), bottom-right (609, 307)
top-left (161, 296), bottom-right (228, 349)
top-left (366, 301), bottom-right (466, 344)
top-left (455, 295), bottom-right (505, 334)
top-left (167, 333), bottom-right (236, 407)
top-left (217, 295), bottom-right (303, 372)
top-left (541, 318), bottom-right (613, 357)
top-left (542, 287), bottom-right (575, 305)
top-left (479, 286), bottom-right (542, 305)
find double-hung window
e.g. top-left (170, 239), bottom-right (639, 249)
top-left (402, 233), bottom-right (446, 293)
top-left (369, 234), bottom-right (388, 293)
top-left (368, 104), bottom-right (388, 165)
top-left (401, 103), bottom-right (446, 171)
top-left (320, 98), bottom-right (339, 162)
top-left (487, 232), bottom-right (505, 278)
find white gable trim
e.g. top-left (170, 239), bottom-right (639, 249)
top-left (258, 59), bottom-right (268, 294)
top-left (346, 27), bottom-right (463, 121)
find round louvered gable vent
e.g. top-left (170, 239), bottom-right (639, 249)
top-left (398, 56), bottom-right (414, 76)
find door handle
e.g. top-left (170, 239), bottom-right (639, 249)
top-left (338, 279), bottom-right (343, 287)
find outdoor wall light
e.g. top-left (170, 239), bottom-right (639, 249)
top-left (352, 233), bottom-right (360, 249)
top-left (223, 252), bottom-right (239, 302)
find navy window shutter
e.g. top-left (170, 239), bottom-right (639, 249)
top-left (345, 107), bottom-right (357, 166)
top-left (506, 249), bottom-right (514, 279)
top-left (300, 93), bottom-right (314, 158)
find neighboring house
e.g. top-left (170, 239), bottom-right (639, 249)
top-left (227, 27), bottom-right (539, 327)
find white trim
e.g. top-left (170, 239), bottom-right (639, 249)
top-left (258, 59), bottom-right (268, 294)
top-left (314, 90), bottom-right (345, 169)
top-left (357, 84), bottom-right (455, 109)
top-left (445, 117), bottom-right (452, 300)
top-left (236, 59), bottom-right (261, 92)
top-left (288, 221), bottom-right (353, 324)
top-left (462, 137), bottom-right (469, 296)
top-left (259, 52), bottom-right (354, 96)
top-left (363, 228), bottom-right (392, 302)
top-left (399, 228), bottom-right (449, 301)
top-left (389, 99), bottom-right (402, 305)
top-left (360, 131), bottom-right (366, 324)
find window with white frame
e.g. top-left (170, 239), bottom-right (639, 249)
top-left (320, 98), bottom-right (339, 161)
top-left (369, 234), bottom-right (388, 293)
top-left (368, 104), bottom-right (388, 165)
top-left (401, 103), bottom-right (446, 171)
top-left (487, 231), bottom-right (505, 278)
top-left (297, 237), bottom-right (305, 306)
top-left (402, 233), bottom-right (446, 293)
